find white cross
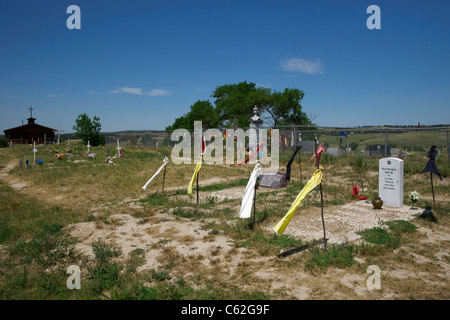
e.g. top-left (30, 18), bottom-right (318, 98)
top-left (117, 139), bottom-right (121, 157)
top-left (67, 138), bottom-right (70, 146)
top-left (33, 141), bottom-right (37, 164)
top-left (87, 140), bottom-right (91, 153)
top-left (57, 125), bottom-right (65, 145)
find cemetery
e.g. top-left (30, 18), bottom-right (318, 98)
top-left (0, 118), bottom-right (449, 300)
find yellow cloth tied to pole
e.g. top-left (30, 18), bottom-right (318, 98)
top-left (273, 167), bottom-right (323, 235)
top-left (188, 154), bottom-right (203, 199)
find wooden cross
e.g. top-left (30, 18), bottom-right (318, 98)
top-left (87, 140), bottom-right (91, 153)
top-left (116, 139), bottom-right (121, 157)
top-left (57, 125), bottom-right (65, 145)
top-left (33, 141), bottom-right (37, 164)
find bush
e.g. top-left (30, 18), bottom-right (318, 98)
top-left (0, 138), bottom-right (9, 148)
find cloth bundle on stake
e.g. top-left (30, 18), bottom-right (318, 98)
top-left (239, 163), bottom-right (262, 219)
top-left (188, 153), bottom-right (203, 200)
top-left (285, 145), bottom-right (302, 182)
top-left (273, 167), bottom-right (323, 235)
top-left (187, 134), bottom-right (206, 203)
top-left (142, 156), bottom-right (169, 191)
top-left (421, 145), bottom-right (442, 209)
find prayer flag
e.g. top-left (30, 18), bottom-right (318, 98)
top-left (285, 145), bottom-right (301, 182)
top-left (310, 144), bottom-right (324, 161)
top-left (188, 154), bottom-right (203, 199)
top-left (273, 168), bottom-right (323, 235)
top-left (238, 163), bottom-right (262, 218)
top-left (422, 145), bottom-right (442, 180)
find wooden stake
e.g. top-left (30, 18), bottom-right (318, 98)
top-left (196, 170), bottom-right (199, 205)
top-left (431, 172), bottom-right (435, 210)
top-left (299, 154), bottom-right (303, 185)
top-left (252, 180), bottom-right (259, 230)
top-left (315, 136), bottom-right (327, 250)
top-left (162, 164), bottom-right (167, 193)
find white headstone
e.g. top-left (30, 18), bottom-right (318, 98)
top-left (87, 141), bottom-right (91, 153)
top-left (379, 157), bottom-right (404, 207)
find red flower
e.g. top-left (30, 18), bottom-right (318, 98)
top-left (352, 185), bottom-right (360, 198)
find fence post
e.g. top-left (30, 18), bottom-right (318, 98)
top-left (447, 129), bottom-right (449, 164)
top-left (384, 129), bottom-right (388, 157)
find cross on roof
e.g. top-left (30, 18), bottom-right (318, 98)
top-left (28, 106), bottom-right (34, 118)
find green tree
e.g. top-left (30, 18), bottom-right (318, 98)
top-left (73, 113), bottom-right (105, 146)
top-left (211, 81), bottom-right (271, 128)
top-left (263, 88), bottom-right (310, 127)
top-left (165, 100), bottom-right (220, 131)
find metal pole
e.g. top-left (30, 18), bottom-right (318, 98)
top-left (447, 129), bottom-right (449, 164)
top-left (384, 130), bottom-right (388, 157)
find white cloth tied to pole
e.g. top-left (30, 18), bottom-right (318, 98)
top-left (142, 156), bottom-right (169, 190)
top-left (238, 163), bottom-right (261, 219)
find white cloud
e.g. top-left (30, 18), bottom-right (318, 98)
top-left (47, 94), bottom-right (64, 98)
top-left (194, 87), bottom-right (209, 93)
top-left (147, 89), bottom-right (171, 96)
top-left (110, 87), bottom-right (171, 96)
top-left (87, 90), bottom-right (103, 95)
top-left (280, 58), bottom-right (323, 75)
top-left (111, 87), bottom-right (144, 95)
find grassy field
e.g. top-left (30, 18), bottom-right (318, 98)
top-left (0, 141), bottom-right (449, 300)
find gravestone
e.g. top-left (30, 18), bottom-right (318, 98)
top-left (327, 147), bottom-right (342, 157)
top-left (379, 157), bottom-right (404, 207)
top-left (259, 171), bottom-right (287, 189)
top-left (369, 144), bottom-right (391, 156)
top-left (298, 140), bottom-right (315, 154)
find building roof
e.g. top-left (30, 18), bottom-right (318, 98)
top-left (4, 122), bottom-right (56, 133)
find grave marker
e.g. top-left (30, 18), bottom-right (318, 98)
top-left (87, 140), bottom-right (91, 154)
top-left (259, 171), bottom-right (287, 189)
top-left (116, 139), bottom-right (121, 157)
top-left (379, 157), bottom-right (404, 207)
top-left (33, 141), bottom-right (37, 164)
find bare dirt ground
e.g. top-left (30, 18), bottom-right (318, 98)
top-left (1, 157), bottom-right (449, 299)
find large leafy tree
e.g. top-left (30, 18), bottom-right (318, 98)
top-left (166, 81), bottom-right (312, 129)
top-left (73, 113), bottom-right (105, 146)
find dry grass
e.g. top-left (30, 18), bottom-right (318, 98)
top-left (0, 142), bottom-right (449, 300)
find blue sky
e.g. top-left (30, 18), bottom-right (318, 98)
top-left (1, 0), bottom-right (449, 133)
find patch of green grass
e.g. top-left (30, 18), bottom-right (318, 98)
top-left (0, 218), bottom-right (13, 243)
top-left (304, 244), bottom-right (356, 271)
top-left (385, 220), bottom-right (418, 234)
top-left (172, 207), bottom-right (207, 220)
top-left (356, 227), bottom-right (401, 248)
top-left (140, 192), bottom-right (169, 206)
top-left (241, 231), bottom-right (304, 256)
